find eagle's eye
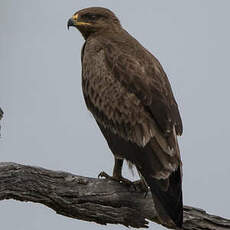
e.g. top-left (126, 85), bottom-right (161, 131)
top-left (82, 13), bottom-right (101, 21)
top-left (88, 14), bottom-right (97, 20)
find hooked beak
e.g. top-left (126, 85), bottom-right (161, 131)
top-left (67, 13), bottom-right (91, 30)
top-left (67, 14), bottom-right (79, 30)
top-left (67, 18), bottom-right (75, 30)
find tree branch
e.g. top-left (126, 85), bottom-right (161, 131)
top-left (0, 162), bottom-right (229, 229)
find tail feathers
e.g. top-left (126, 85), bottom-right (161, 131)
top-left (144, 166), bottom-right (183, 228)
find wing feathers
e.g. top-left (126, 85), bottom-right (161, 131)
top-left (82, 39), bottom-right (182, 160)
top-left (104, 43), bottom-right (183, 135)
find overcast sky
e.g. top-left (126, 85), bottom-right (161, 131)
top-left (1, 1), bottom-right (230, 230)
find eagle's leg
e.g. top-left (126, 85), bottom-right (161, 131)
top-left (113, 157), bottom-right (123, 178)
top-left (98, 157), bottom-right (133, 186)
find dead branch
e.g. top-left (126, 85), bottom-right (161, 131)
top-left (0, 162), bottom-right (229, 229)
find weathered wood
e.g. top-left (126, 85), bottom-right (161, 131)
top-left (0, 162), bottom-right (229, 229)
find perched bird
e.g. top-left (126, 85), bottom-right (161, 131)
top-left (68, 7), bottom-right (183, 228)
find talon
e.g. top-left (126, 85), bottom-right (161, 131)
top-left (119, 177), bottom-right (133, 186)
top-left (98, 171), bottom-right (109, 179)
top-left (98, 172), bottom-right (102, 178)
top-left (97, 171), bottom-right (135, 188)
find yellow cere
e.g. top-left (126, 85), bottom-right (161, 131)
top-left (72, 14), bottom-right (78, 20)
top-left (72, 13), bottom-right (91, 26)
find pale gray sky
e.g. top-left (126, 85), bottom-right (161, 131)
top-left (1, 1), bottom-right (230, 229)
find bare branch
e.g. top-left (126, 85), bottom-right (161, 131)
top-left (0, 162), bottom-right (229, 229)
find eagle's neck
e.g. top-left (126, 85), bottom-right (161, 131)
top-left (83, 24), bottom-right (122, 40)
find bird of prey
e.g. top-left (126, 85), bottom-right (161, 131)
top-left (68, 7), bottom-right (183, 228)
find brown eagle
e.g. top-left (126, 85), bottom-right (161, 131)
top-left (68, 7), bottom-right (183, 228)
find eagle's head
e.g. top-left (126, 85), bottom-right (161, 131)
top-left (67, 7), bottom-right (121, 39)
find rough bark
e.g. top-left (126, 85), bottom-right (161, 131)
top-left (0, 162), bottom-right (229, 229)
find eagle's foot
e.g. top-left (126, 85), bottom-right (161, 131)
top-left (133, 179), bottom-right (149, 197)
top-left (98, 171), bottom-right (134, 187)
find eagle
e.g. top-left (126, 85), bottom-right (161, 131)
top-left (68, 7), bottom-right (183, 228)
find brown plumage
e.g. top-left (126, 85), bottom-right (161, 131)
top-left (68, 7), bottom-right (183, 228)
